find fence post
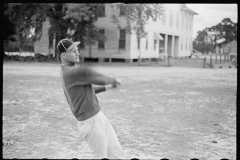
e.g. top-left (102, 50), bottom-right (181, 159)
top-left (109, 54), bottom-right (112, 64)
top-left (167, 55), bottom-right (171, 67)
top-left (210, 52), bottom-right (212, 66)
top-left (203, 57), bottom-right (206, 68)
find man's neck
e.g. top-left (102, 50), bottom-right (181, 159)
top-left (61, 58), bottom-right (75, 66)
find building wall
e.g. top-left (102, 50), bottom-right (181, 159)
top-left (129, 30), bottom-right (159, 59)
top-left (81, 4), bottom-right (131, 59)
top-left (222, 40), bottom-right (237, 54)
top-left (127, 4), bottom-right (197, 59)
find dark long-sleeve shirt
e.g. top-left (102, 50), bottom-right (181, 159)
top-left (60, 64), bottom-right (115, 121)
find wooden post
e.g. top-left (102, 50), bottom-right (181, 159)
top-left (167, 55), bottom-right (171, 67)
top-left (53, 33), bottom-right (56, 61)
top-left (210, 52), bottom-right (212, 66)
top-left (109, 54), bottom-right (112, 64)
top-left (203, 57), bottom-right (206, 68)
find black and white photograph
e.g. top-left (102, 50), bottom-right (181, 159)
top-left (3, 3), bottom-right (237, 159)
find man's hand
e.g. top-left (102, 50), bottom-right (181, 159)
top-left (105, 78), bottom-right (121, 90)
top-left (111, 82), bottom-right (119, 89)
top-left (114, 78), bottom-right (121, 85)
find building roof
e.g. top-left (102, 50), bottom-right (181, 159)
top-left (154, 32), bottom-right (164, 40)
top-left (181, 4), bottom-right (198, 15)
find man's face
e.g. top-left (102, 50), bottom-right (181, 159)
top-left (64, 46), bottom-right (80, 63)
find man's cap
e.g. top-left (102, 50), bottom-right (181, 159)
top-left (55, 39), bottom-right (80, 57)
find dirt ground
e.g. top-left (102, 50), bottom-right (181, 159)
top-left (3, 61), bottom-right (237, 159)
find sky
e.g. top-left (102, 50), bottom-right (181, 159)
top-left (186, 3), bottom-right (238, 39)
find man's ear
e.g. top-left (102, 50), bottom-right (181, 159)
top-left (61, 53), bottom-right (67, 58)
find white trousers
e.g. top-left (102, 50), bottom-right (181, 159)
top-left (78, 111), bottom-right (124, 159)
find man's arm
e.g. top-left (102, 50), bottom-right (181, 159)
top-left (93, 83), bottom-right (119, 94)
top-left (94, 86), bottom-right (106, 94)
top-left (77, 66), bottom-right (120, 85)
top-left (91, 75), bottom-right (119, 85)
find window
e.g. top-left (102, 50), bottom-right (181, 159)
top-left (181, 37), bottom-right (183, 51)
top-left (169, 10), bottom-right (173, 27)
top-left (189, 15), bottom-right (192, 31)
top-left (98, 29), bottom-right (105, 49)
top-left (154, 40), bottom-right (156, 50)
top-left (176, 13), bottom-right (179, 28)
top-left (120, 5), bottom-right (126, 16)
top-left (182, 12), bottom-right (184, 30)
top-left (185, 37), bottom-right (187, 50)
top-left (162, 10), bottom-right (166, 25)
top-left (98, 5), bottom-right (105, 17)
top-left (189, 38), bottom-right (191, 51)
top-left (119, 30), bottom-right (126, 49)
top-left (146, 32), bottom-right (148, 50)
top-left (186, 13), bottom-right (188, 30)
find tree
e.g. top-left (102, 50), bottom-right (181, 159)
top-left (47, 3), bottom-right (71, 61)
top-left (193, 18), bottom-right (237, 56)
top-left (217, 18), bottom-right (237, 44)
top-left (207, 18), bottom-right (237, 51)
top-left (193, 29), bottom-right (209, 54)
top-left (4, 3), bottom-right (16, 57)
top-left (63, 3), bottom-right (106, 58)
top-left (4, 3), bottom-right (16, 43)
top-left (6, 3), bottom-right (49, 57)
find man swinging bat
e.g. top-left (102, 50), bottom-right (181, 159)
top-left (56, 39), bottom-right (124, 159)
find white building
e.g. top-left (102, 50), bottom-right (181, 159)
top-left (34, 3), bottom-right (198, 62)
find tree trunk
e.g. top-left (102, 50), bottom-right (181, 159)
top-left (57, 51), bottom-right (59, 62)
top-left (210, 51), bottom-right (212, 66)
top-left (203, 57), bottom-right (206, 68)
top-left (81, 50), bottom-right (85, 63)
top-left (19, 44), bottom-right (22, 57)
top-left (138, 37), bottom-right (141, 65)
top-left (51, 33), bottom-right (56, 61)
top-left (138, 49), bottom-right (141, 65)
top-left (89, 43), bottom-right (92, 59)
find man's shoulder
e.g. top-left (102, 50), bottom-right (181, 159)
top-left (61, 65), bottom-right (77, 76)
top-left (61, 64), bottom-right (87, 76)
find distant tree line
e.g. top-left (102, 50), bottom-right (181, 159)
top-left (193, 18), bottom-right (237, 55)
top-left (4, 3), bottom-right (163, 62)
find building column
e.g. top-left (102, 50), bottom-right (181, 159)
top-left (172, 35), bottom-right (175, 58)
top-left (164, 34), bottom-right (168, 60)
